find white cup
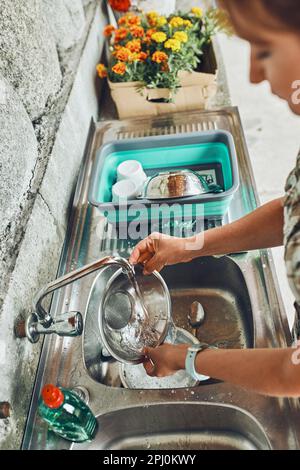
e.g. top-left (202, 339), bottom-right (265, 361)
top-left (117, 160), bottom-right (147, 192)
top-left (112, 179), bottom-right (140, 203)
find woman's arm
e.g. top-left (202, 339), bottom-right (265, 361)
top-left (196, 197), bottom-right (284, 257)
top-left (143, 344), bottom-right (300, 397)
top-left (130, 197), bottom-right (284, 273)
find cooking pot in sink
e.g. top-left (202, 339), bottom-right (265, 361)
top-left (97, 263), bottom-right (172, 364)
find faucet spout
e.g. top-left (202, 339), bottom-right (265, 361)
top-left (25, 256), bottom-right (133, 343)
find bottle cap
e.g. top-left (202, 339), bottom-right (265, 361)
top-left (41, 384), bottom-right (64, 409)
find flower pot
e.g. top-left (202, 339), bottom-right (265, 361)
top-left (108, 69), bottom-right (217, 119)
top-left (107, 40), bottom-right (218, 119)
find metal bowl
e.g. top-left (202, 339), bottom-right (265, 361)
top-left (141, 170), bottom-right (221, 200)
top-left (99, 264), bottom-right (172, 365)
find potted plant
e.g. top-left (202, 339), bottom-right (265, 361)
top-left (97, 8), bottom-right (227, 119)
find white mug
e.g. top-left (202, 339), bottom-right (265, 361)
top-left (117, 160), bottom-right (147, 192)
top-left (112, 179), bottom-right (140, 203)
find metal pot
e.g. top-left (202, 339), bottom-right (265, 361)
top-left (98, 264), bottom-right (172, 364)
top-left (140, 170), bottom-right (223, 200)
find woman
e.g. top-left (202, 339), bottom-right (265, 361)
top-left (129, 0), bottom-right (300, 397)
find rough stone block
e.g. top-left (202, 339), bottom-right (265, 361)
top-left (0, 0), bottom-right (62, 120)
top-left (0, 76), bottom-right (38, 258)
top-left (0, 195), bottom-right (64, 449)
top-left (43, 0), bottom-right (86, 53)
top-left (40, 6), bottom-right (104, 225)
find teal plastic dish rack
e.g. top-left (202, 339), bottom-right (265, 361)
top-left (89, 131), bottom-right (239, 223)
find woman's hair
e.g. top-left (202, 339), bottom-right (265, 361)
top-left (219, 0), bottom-right (300, 31)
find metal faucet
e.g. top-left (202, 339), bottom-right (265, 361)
top-left (24, 256), bottom-right (133, 343)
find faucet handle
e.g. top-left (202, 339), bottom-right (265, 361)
top-left (24, 312), bottom-right (83, 343)
top-left (51, 312), bottom-right (83, 337)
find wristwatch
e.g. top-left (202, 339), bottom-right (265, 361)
top-left (185, 343), bottom-right (211, 382)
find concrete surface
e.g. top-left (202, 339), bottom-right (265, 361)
top-left (0, 0), bottom-right (105, 449)
top-left (0, 77), bottom-right (38, 285)
top-left (0, 0), bottom-right (62, 121)
top-left (43, 0), bottom-right (86, 53)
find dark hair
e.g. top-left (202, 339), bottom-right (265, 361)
top-left (219, 0), bottom-right (300, 31)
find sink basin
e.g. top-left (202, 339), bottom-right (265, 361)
top-left (163, 256), bottom-right (253, 349)
top-left (72, 403), bottom-right (270, 450)
top-left (83, 256), bottom-right (253, 388)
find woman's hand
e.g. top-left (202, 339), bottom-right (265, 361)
top-left (143, 344), bottom-right (190, 377)
top-left (129, 233), bottom-right (196, 274)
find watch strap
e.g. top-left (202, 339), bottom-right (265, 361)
top-left (185, 343), bottom-right (210, 382)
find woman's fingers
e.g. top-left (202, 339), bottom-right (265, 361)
top-left (143, 255), bottom-right (165, 274)
top-left (129, 239), bottom-right (148, 265)
top-left (129, 237), bottom-right (155, 265)
top-left (143, 358), bottom-right (156, 377)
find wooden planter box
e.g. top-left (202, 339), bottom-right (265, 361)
top-left (108, 44), bottom-right (218, 119)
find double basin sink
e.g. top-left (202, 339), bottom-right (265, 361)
top-left (23, 110), bottom-right (300, 450)
top-left (76, 256), bottom-right (269, 451)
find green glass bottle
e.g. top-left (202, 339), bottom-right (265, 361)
top-left (38, 384), bottom-right (98, 443)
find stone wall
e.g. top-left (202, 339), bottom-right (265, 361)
top-left (0, 0), bottom-right (106, 449)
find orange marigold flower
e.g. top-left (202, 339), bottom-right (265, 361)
top-left (115, 47), bottom-right (132, 62)
top-left (96, 63), bottom-right (108, 78)
top-left (103, 25), bottom-right (116, 37)
top-left (161, 62), bottom-right (170, 72)
top-left (112, 62), bottom-right (127, 75)
top-left (152, 51), bottom-right (168, 64)
top-left (127, 15), bottom-right (141, 26)
top-left (138, 51), bottom-right (148, 61)
top-left (130, 26), bottom-right (144, 38)
top-left (109, 0), bottom-right (131, 13)
top-left (115, 27), bottom-right (129, 42)
top-left (146, 28), bottom-right (156, 38)
top-left (126, 39), bottom-right (141, 53)
top-left (118, 13), bottom-right (141, 26)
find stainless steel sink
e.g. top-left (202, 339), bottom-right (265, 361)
top-left (83, 256), bottom-right (253, 387)
top-left (22, 108), bottom-right (300, 451)
top-left (72, 403), bottom-right (271, 450)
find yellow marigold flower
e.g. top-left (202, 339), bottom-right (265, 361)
top-left (130, 25), bottom-right (144, 38)
top-left (183, 19), bottom-right (193, 28)
top-left (147, 11), bottom-right (159, 26)
top-left (96, 63), bottom-right (107, 78)
top-left (191, 7), bottom-right (203, 18)
top-left (151, 32), bottom-right (167, 43)
top-left (156, 16), bottom-right (167, 27)
top-left (169, 16), bottom-right (184, 28)
top-left (126, 39), bottom-right (142, 52)
top-left (164, 38), bottom-right (181, 52)
top-left (152, 51), bottom-right (168, 63)
top-left (115, 47), bottom-right (132, 62)
top-left (173, 31), bottom-right (188, 43)
top-left (112, 62), bottom-right (127, 75)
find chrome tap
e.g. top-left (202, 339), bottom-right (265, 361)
top-left (24, 256), bottom-right (134, 343)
